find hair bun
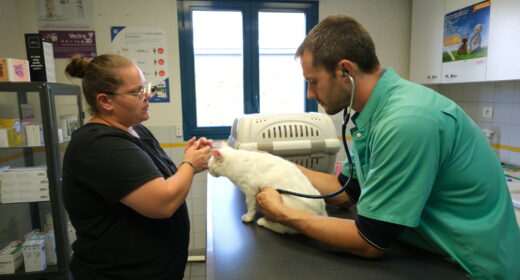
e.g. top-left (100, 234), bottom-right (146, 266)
top-left (65, 55), bottom-right (91, 78)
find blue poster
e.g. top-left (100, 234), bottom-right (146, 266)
top-left (111, 26), bottom-right (170, 103)
top-left (443, 1), bottom-right (490, 63)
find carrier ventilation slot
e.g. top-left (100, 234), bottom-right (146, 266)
top-left (261, 124), bottom-right (320, 139)
top-left (288, 157), bottom-right (320, 169)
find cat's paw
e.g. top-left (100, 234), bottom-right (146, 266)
top-left (241, 214), bottom-right (254, 223)
top-left (256, 217), bottom-right (269, 228)
top-left (257, 218), bottom-right (288, 234)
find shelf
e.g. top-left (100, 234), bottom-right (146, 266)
top-left (0, 82), bottom-right (82, 280)
top-left (0, 142), bottom-right (70, 149)
top-left (0, 265), bottom-right (68, 280)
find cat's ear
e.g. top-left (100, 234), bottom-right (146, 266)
top-left (211, 149), bottom-right (223, 161)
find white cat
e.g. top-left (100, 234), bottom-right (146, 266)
top-left (208, 145), bottom-right (328, 234)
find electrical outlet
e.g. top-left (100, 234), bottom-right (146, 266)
top-left (175, 126), bottom-right (182, 137)
top-left (482, 107), bottom-right (493, 119)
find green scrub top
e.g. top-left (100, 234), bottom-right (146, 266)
top-left (342, 68), bottom-right (520, 280)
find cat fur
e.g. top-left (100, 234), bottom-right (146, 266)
top-left (208, 146), bottom-right (327, 234)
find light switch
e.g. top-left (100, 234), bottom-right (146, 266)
top-left (176, 126), bottom-right (183, 137)
top-left (482, 107), bottom-right (493, 119)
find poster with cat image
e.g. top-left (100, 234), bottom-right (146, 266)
top-left (443, 0), bottom-right (490, 63)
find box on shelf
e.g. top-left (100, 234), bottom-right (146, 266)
top-left (24, 124), bottom-right (44, 147)
top-left (0, 119), bottom-right (22, 147)
top-left (22, 239), bottom-right (47, 272)
top-left (25, 33), bottom-right (56, 83)
top-left (0, 167), bottom-right (49, 203)
top-left (0, 241), bottom-right (23, 274)
top-left (0, 128), bottom-right (22, 148)
top-left (26, 230), bottom-right (57, 266)
top-left (59, 114), bottom-right (80, 141)
top-left (1, 166), bottom-right (47, 178)
top-left (0, 58), bottom-right (30, 82)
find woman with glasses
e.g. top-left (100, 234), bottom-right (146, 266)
top-left (62, 54), bottom-right (212, 280)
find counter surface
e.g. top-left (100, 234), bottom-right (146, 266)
top-left (206, 176), bottom-right (468, 280)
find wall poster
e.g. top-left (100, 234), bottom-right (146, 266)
top-left (36, 0), bottom-right (96, 58)
top-left (111, 26), bottom-right (170, 103)
top-left (443, 1), bottom-right (491, 63)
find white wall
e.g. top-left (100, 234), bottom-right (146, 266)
top-left (3, 0), bottom-right (183, 127)
top-left (319, 0), bottom-right (412, 79)
top-left (318, 0), bottom-right (413, 163)
top-left (1, 0), bottom-right (413, 129)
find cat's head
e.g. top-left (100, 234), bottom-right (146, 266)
top-left (208, 146), bottom-right (233, 177)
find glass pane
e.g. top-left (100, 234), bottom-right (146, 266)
top-left (259, 12), bottom-right (306, 114)
top-left (193, 11), bottom-right (244, 127)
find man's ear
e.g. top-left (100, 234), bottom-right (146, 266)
top-left (337, 59), bottom-right (356, 78)
top-left (96, 93), bottom-right (114, 111)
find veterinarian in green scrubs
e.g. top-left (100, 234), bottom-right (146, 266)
top-left (256, 14), bottom-right (520, 280)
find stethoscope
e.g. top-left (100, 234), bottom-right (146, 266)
top-left (277, 72), bottom-right (355, 199)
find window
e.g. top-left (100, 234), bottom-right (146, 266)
top-left (178, 0), bottom-right (318, 140)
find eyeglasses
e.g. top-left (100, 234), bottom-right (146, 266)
top-left (105, 82), bottom-right (153, 102)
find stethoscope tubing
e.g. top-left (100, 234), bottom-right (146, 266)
top-left (277, 75), bottom-right (355, 199)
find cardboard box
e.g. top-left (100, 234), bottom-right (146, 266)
top-left (0, 119), bottom-right (22, 147)
top-left (0, 129), bottom-right (8, 148)
top-left (0, 241), bottom-right (23, 274)
top-left (22, 239), bottom-right (47, 272)
top-left (27, 231), bottom-right (57, 266)
top-left (0, 128), bottom-right (21, 147)
top-left (25, 34), bottom-right (56, 82)
top-left (0, 58), bottom-right (30, 82)
top-left (59, 115), bottom-right (80, 141)
top-left (5, 166), bottom-right (47, 177)
top-left (0, 167), bottom-right (49, 203)
top-left (24, 124), bottom-right (44, 147)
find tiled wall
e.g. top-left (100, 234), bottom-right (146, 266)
top-left (432, 81), bottom-right (520, 165)
top-left (331, 81), bottom-right (520, 166)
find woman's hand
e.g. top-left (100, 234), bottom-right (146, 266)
top-left (182, 137), bottom-right (213, 173)
top-left (197, 137), bottom-right (214, 149)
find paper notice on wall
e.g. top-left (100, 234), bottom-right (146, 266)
top-left (111, 26), bottom-right (170, 103)
top-left (36, 0), bottom-right (96, 58)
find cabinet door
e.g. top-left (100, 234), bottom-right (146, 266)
top-left (409, 0), bottom-right (444, 84)
top-left (441, 0), bottom-right (489, 83)
top-left (486, 0), bottom-right (520, 81)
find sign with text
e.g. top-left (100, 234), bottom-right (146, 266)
top-left (111, 26), bottom-right (170, 103)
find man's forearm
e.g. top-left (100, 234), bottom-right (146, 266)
top-left (279, 206), bottom-right (383, 258)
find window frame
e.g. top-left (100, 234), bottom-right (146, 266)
top-left (177, 0), bottom-right (319, 140)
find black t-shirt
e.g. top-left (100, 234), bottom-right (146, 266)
top-left (62, 123), bottom-right (189, 280)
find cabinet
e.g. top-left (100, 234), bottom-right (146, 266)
top-left (441, 0), bottom-right (488, 83)
top-left (485, 0), bottom-right (520, 81)
top-left (409, 0), bottom-right (444, 84)
top-left (0, 82), bottom-right (83, 280)
top-left (410, 0), bottom-right (503, 84)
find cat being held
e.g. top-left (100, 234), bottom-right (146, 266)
top-left (208, 145), bottom-right (327, 234)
